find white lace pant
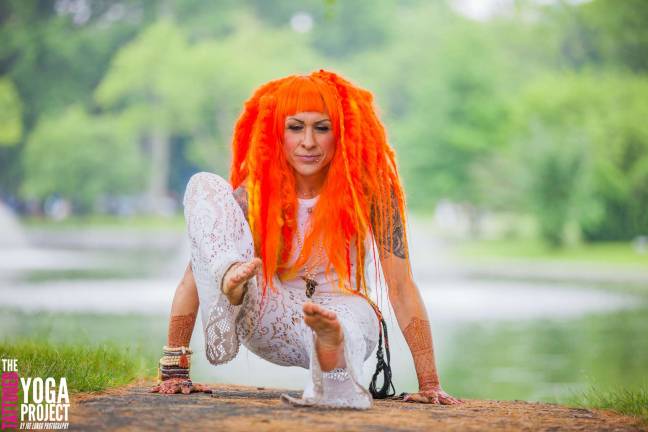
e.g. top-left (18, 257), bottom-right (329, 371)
top-left (183, 172), bottom-right (379, 409)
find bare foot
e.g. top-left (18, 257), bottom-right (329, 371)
top-left (222, 258), bottom-right (261, 305)
top-left (303, 302), bottom-right (345, 372)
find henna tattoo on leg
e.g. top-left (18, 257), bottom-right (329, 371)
top-left (403, 317), bottom-right (440, 389)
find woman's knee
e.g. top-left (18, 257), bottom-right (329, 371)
top-left (183, 172), bottom-right (232, 209)
top-left (186, 171), bottom-right (230, 194)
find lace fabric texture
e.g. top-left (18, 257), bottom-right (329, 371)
top-left (183, 172), bottom-right (381, 409)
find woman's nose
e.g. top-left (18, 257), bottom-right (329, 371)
top-left (301, 127), bottom-right (316, 149)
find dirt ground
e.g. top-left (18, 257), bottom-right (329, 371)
top-left (69, 382), bottom-right (648, 432)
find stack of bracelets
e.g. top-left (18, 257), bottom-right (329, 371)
top-left (158, 346), bottom-right (192, 384)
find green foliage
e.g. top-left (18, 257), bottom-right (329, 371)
top-left (309, 0), bottom-right (394, 58)
top-left (499, 73), bottom-right (648, 244)
top-left (21, 107), bottom-right (144, 212)
top-left (389, 8), bottom-right (509, 209)
top-left (0, 77), bottom-right (22, 145)
top-left (0, 1), bottom-right (154, 125)
top-left (244, 0), bottom-right (389, 57)
top-left (560, 0), bottom-right (648, 72)
top-left (512, 126), bottom-right (592, 247)
top-left (95, 15), bottom-right (322, 191)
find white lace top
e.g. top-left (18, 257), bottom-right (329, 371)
top-left (281, 195), bottom-right (360, 293)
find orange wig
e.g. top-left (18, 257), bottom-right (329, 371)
top-left (229, 69), bottom-right (410, 298)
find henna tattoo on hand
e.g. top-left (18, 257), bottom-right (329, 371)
top-left (370, 188), bottom-right (406, 259)
top-left (168, 313), bottom-right (197, 348)
top-left (403, 317), bottom-right (440, 389)
top-left (232, 185), bottom-right (248, 221)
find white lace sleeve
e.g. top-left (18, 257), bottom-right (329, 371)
top-left (182, 172), bottom-right (256, 366)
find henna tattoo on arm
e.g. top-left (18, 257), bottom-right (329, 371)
top-left (403, 317), bottom-right (440, 390)
top-left (232, 185), bottom-right (248, 221)
top-left (370, 188), bottom-right (406, 259)
top-left (167, 312), bottom-right (197, 348)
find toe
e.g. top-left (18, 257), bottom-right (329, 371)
top-left (303, 302), bottom-right (316, 315)
top-left (322, 309), bottom-right (337, 320)
top-left (311, 304), bottom-right (336, 320)
top-left (308, 304), bottom-right (326, 317)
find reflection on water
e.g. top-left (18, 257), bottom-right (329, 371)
top-left (444, 306), bottom-right (648, 401)
top-left (1, 229), bottom-right (647, 403)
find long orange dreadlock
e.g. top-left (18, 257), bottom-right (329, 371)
top-left (229, 69), bottom-right (410, 299)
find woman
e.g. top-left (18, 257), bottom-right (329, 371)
top-left (151, 70), bottom-right (461, 409)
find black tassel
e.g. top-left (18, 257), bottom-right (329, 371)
top-left (369, 316), bottom-right (396, 399)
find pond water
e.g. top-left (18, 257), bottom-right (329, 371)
top-left (1, 227), bottom-right (647, 404)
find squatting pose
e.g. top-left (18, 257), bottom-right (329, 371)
top-left (151, 70), bottom-right (462, 409)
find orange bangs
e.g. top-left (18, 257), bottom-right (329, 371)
top-left (229, 70), bottom-right (410, 300)
top-left (272, 76), bottom-right (341, 141)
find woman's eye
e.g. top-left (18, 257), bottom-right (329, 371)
top-left (287, 124), bottom-right (303, 131)
top-left (316, 126), bottom-right (330, 132)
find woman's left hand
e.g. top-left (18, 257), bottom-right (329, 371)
top-left (402, 384), bottom-right (463, 405)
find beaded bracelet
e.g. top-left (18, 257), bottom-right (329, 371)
top-left (159, 355), bottom-right (192, 367)
top-left (163, 346), bottom-right (193, 355)
top-left (162, 346), bottom-right (191, 367)
top-left (158, 346), bottom-right (192, 382)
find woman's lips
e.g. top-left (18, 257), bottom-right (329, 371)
top-left (296, 155), bottom-right (321, 164)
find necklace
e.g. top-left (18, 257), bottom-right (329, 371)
top-left (296, 207), bottom-right (323, 298)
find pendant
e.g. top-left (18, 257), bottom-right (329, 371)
top-left (302, 277), bottom-right (318, 298)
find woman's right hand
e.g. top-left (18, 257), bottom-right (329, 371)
top-left (150, 378), bottom-right (211, 394)
top-left (222, 258), bottom-right (262, 305)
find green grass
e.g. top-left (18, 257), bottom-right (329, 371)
top-left (0, 339), bottom-right (156, 394)
top-left (569, 386), bottom-right (648, 422)
top-left (454, 238), bottom-right (648, 267)
top-left (21, 214), bottom-right (185, 230)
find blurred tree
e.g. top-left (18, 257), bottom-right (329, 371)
top-left (0, 77), bottom-right (22, 145)
top-left (518, 126), bottom-right (591, 247)
top-left (0, 0), bottom-right (157, 197)
top-left (556, 0), bottom-right (648, 72)
top-left (95, 19), bottom-right (195, 213)
top-left (96, 15), bottom-right (320, 211)
top-left (0, 1), bottom-right (153, 125)
top-left (21, 106), bottom-right (143, 212)
top-left (245, 0), bottom-right (393, 58)
top-left (388, 8), bottom-right (509, 223)
top-left (490, 72), bottom-right (648, 244)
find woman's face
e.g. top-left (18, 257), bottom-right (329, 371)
top-left (283, 111), bottom-right (336, 182)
